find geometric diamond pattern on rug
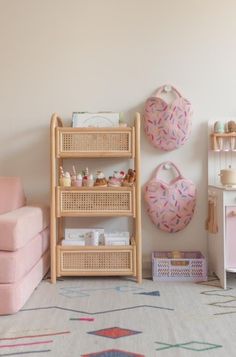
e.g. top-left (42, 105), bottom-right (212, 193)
top-left (81, 349), bottom-right (144, 356)
top-left (135, 291), bottom-right (160, 296)
top-left (87, 327), bottom-right (142, 339)
top-left (155, 341), bottom-right (222, 351)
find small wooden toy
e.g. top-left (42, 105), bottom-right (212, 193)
top-left (122, 169), bottom-right (136, 186)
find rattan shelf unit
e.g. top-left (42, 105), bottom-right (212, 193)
top-left (50, 113), bottom-right (142, 283)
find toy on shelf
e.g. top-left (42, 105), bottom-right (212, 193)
top-left (59, 166), bottom-right (71, 187)
top-left (82, 167), bottom-right (94, 187)
top-left (122, 169), bottom-right (136, 186)
top-left (71, 165), bottom-right (78, 186)
top-left (94, 170), bottom-right (107, 187)
top-left (75, 173), bottom-right (83, 187)
top-left (108, 170), bottom-right (125, 187)
top-left (228, 120), bottom-right (236, 151)
top-left (71, 166), bottom-right (83, 187)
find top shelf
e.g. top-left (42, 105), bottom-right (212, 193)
top-left (51, 114), bottom-right (140, 158)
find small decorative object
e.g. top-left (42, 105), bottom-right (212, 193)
top-left (71, 165), bottom-right (77, 187)
top-left (144, 161), bottom-right (196, 233)
top-left (59, 166), bottom-right (71, 187)
top-left (61, 172), bottom-right (71, 187)
top-left (219, 166), bottom-right (236, 187)
top-left (122, 169), bottom-right (136, 186)
top-left (94, 170), bottom-right (107, 187)
top-left (108, 170), bottom-right (125, 187)
top-left (82, 167), bottom-right (89, 187)
top-left (87, 174), bottom-right (94, 187)
top-left (213, 121), bottom-right (225, 133)
top-left (144, 85), bottom-right (192, 151)
top-left (75, 173), bottom-right (83, 187)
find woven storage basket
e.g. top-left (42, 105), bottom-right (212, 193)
top-left (57, 246), bottom-right (136, 276)
top-left (57, 128), bottom-right (133, 157)
top-left (57, 187), bottom-right (135, 217)
top-left (152, 251), bottom-right (207, 282)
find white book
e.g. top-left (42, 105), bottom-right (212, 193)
top-left (105, 240), bottom-right (130, 246)
top-left (65, 228), bottom-right (104, 241)
top-left (61, 239), bottom-right (85, 246)
top-left (72, 112), bottom-right (120, 128)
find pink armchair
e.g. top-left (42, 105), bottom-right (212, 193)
top-left (0, 177), bottom-right (50, 315)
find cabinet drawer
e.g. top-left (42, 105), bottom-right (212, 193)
top-left (56, 187), bottom-right (135, 217)
top-left (224, 192), bottom-right (236, 206)
top-left (56, 127), bottom-right (133, 157)
top-left (57, 245), bottom-right (136, 276)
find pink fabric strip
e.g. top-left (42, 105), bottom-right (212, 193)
top-left (0, 340), bottom-right (53, 349)
top-left (0, 331), bottom-right (70, 341)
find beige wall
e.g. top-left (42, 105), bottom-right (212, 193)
top-left (1, 0), bottom-right (236, 269)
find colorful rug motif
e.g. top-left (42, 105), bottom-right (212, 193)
top-left (155, 341), bottom-right (222, 352)
top-left (82, 349), bottom-right (144, 357)
top-left (87, 327), bottom-right (141, 339)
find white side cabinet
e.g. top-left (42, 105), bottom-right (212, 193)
top-left (208, 185), bottom-right (236, 289)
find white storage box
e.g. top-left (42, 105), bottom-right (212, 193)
top-left (65, 228), bottom-right (104, 241)
top-left (104, 231), bottom-right (130, 246)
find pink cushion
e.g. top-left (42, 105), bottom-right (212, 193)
top-left (0, 250), bottom-right (50, 315)
top-left (0, 177), bottom-right (26, 214)
top-left (0, 205), bottom-right (50, 251)
top-left (0, 227), bottom-right (49, 283)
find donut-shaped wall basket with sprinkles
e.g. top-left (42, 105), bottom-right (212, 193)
top-left (144, 161), bottom-right (196, 233)
top-left (144, 85), bottom-right (192, 151)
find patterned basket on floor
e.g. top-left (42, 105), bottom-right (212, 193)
top-left (152, 251), bottom-right (207, 282)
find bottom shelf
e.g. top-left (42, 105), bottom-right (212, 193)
top-left (56, 244), bottom-right (136, 277)
top-left (226, 267), bottom-right (236, 273)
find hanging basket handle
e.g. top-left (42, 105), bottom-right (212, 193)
top-left (154, 85), bottom-right (182, 98)
top-left (154, 161), bottom-right (183, 181)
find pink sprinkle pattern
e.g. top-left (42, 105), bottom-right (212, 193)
top-left (144, 86), bottom-right (192, 151)
top-left (145, 162), bottom-right (196, 233)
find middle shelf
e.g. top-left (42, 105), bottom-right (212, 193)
top-left (56, 186), bottom-right (135, 217)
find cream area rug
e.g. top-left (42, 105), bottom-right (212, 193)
top-left (1, 275), bottom-right (236, 356)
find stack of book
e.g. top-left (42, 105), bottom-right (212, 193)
top-left (61, 228), bottom-right (104, 246)
top-left (104, 232), bottom-right (130, 246)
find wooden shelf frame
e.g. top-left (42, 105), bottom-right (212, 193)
top-left (50, 112), bottom-right (142, 283)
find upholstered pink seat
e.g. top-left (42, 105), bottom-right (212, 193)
top-left (0, 228), bottom-right (49, 283)
top-left (0, 205), bottom-right (49, 251)
top-left (0, 177), bottom-right (50, 315)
